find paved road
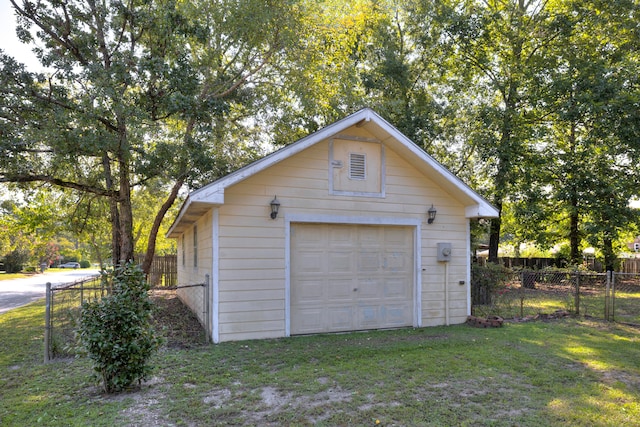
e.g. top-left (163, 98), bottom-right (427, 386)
top-left (0, 269), bottom-right (101, 314)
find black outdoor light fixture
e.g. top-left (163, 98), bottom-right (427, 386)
top-left (270, 196), bottom-right (281, 219)
top-left (427, 204), bottom-right (437, 224)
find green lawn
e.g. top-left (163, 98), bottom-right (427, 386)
top-left (472, 284), bottom-right (640, 327)
top-left (1, 299), bottom-right (639, 426)
top-left (0, 272), bottom-right (30, 281)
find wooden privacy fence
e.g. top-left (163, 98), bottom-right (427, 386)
top-left (136, 254), bottom-right (177, 287)
top-left (476, 257), bottom-right (566, 269)
top-left (620, 259), bottom-right (640, 274)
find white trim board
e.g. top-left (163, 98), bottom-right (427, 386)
top-left (212, 208), bottom-right (220, 344)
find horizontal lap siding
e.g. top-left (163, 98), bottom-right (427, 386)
top-left (177, 210), bottom-right (213, 327)
top-left (218, 173), bottom-right (290, 341)
top-left (217, 132), bottom-right (471, 341)
top-left (387, 151), bottom-right (469, 326)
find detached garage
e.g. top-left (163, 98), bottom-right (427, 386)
top-left (166, 108), bottom-right (498, 343)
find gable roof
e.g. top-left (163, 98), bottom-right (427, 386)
top-left (167, 108), bottom-right (498, 237)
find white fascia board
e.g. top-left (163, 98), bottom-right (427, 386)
top-left (465, 204), bottom-right (499, 219)
top-left (165, 198), bottom-right (192, 238)
top-left (191, 188), bottom-right (224, 204)
top-left (165, 191), bottom-right (225, 238)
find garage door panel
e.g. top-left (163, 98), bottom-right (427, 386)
top-left (358, 251), bottom-right (380, 271)
top-left (327, 280), bottom-right (354, 300)
top-left (292, 279), bottom-right (324, 302)
top-left (327, 306), bottom-right (354, 330)
top-left (384, 227), bottom-right (409, 244)
top-left (358, 305), bottom-right (380, 327)
top-left (328, 251), bottom-right (353, 272)
top-left (292, 307), bottom-right (324, 334)
top-left (385, 251), bottom-right (409, 270)
top-left (359, 226), bottom-right (381, 242)
top-left (329, 227), bottom-right (355, 245)
top-left (296, 225), bottom-right (325, 243)
top-left (357, 277), bottom-right (383, 299)
top-left (383, 304), bottom-right (412, 326)
top-left (384, 278), bottom-right (411, 298)
top-left (291, 223), bottom-right (414, 335)
top-left (296, 250), bottom-right (326, 273)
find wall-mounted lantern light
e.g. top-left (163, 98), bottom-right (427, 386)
top-left (427, 204), bottom-right (437, 224)
top-left (270, 196), bottom-right (281, 219)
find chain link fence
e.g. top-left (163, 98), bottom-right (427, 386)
top-left (45, 274), bottom-right (210, 362)
top-left (472, 268), bottom-right (640, 325)
top-left (612, 273), bottom-right (640, 325)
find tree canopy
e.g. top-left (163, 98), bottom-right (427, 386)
top-left (1, 0), bottom-right (302, 271)
top-left (1, 0), bottom-right (639, 269)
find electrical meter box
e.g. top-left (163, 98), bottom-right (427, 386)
top-left (437, 242), bottom-right (452, 262)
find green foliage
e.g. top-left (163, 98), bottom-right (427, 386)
top-left (77, 264), bottom-right (163, 393)
top-left (79, 260), bottom-right (91, 268)
top-left (2, 0), bottom-right (306, 267)
top-left (3, 0), bottom-right (640, 267)
top-left (2, 248), bottom-right (29, 273)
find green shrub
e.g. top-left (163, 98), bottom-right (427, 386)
top-left (2, 249), bottom-right (29, 273)
top-left (77, 263), bottom-right (163, 393)
top-left (79, 260), bottom-right (91, 268)
top-left (471, 263), bottom-right (513, 305)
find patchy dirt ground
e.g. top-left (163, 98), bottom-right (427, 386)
top-left (106, 291), bottom-right (206, 426)
top-left (150, 289), bottom-right (209, 349)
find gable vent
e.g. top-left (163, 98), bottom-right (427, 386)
top-left (349, 153), bottom-right (366, 180)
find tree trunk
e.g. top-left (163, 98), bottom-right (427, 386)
top-left (141, 178), bottom-right (185, 275)
top-left (569, 206), bottom-right (580, 264)
top-left (118, 157), bottom-right (135, 264)
top-left (603, 234), bottom-right (615, 272)
top-left (488, 201), bottom-right (502, 263)
top-left (116, 116), bottom-right (135, 265)
top-left (102, 153), bottom-right (121, 266)
top-left (568, 119), bottom-right (581, 264)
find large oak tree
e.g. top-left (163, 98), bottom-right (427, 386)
top-left (1, 0), bottom-right (300, 271)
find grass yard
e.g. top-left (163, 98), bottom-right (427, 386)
top-left (612, 291), bottom-right (640, 325)
top-left (473, 278), bottom-right (640, 325)
top-left (0, 272), bottom-right (29, 281)
top-left (1, 299), bottom-right (639, 426)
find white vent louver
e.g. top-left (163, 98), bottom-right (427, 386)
top-left (349, 153), bottom-right (366, 180)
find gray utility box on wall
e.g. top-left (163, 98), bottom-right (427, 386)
top-left (437, 243), bottom-right (452, 262)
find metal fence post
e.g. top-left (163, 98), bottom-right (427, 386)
top-left (44, 282), bottom-right (51, 363)
top-left (611, 272), bottom-right (616, 322)
top-left (574, 272), bottom-right (580, 315)
top-left (605, 271), bottom-right (611, 321)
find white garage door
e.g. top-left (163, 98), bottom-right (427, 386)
top-left (291, 223), bottom-right (414, 335)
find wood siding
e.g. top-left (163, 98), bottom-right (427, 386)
top-left (177, 210), bottom-right (213, 327)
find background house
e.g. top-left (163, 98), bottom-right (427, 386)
top-left (167, 108), bottom-right (498, 343)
